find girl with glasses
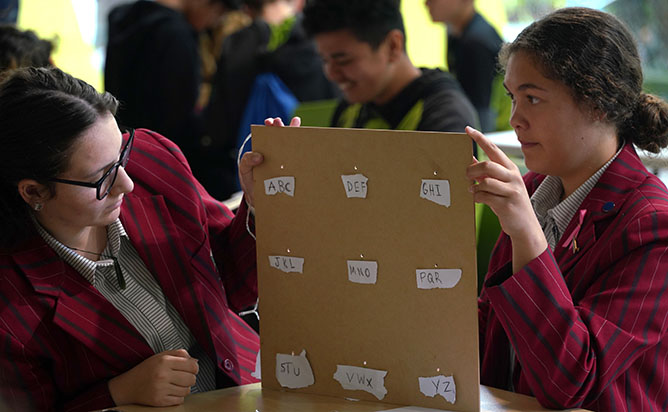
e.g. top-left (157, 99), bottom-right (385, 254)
top-left (0, 67), bottom-right (264, 410)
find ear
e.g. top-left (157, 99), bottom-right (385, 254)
top-left (17, 179), bottom-right (51, 209)
top-left (385, 29), bottom-right (406, 62)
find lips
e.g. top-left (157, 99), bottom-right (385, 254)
top-left (109, 199), bottom-right (123, 210)
top-left (519, 139), bottom-right (538, 149)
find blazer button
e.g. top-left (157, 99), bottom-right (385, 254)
top-left (224, 358), bottom-right (234, 371)
top-left (602, 201), bottom-right (615, 212)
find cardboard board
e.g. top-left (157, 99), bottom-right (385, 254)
top-left (252, 126), bottom-right (480, 411)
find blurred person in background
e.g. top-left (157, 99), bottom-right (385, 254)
top-left (426, 0), bottom-right (503, 132)
top-left (105, 0), bottom-right (240, 199)
top-left (0, 0), bottom-right (18, 23)
top-left (0, 24), bottom-right (53, 73)
top-left (302, 0), bottom-right (478, 139)
top-left (205, 0), bottom-right (338, 200)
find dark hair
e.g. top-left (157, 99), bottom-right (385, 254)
top-left (303, 0), bottom-right (405, 49)
top-left (212, 0), bottom-right (242, 10)
top-left (0, 67), bottom-right (119, 250)
top-left (0, 25), bottom-right (53, 72)
top-left (498, 7), bottom-right (668, 153)
top-left (242, 0), bottom-right (278, 12)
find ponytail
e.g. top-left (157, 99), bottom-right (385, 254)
top-left (622, 93), bottom-right (668, 153)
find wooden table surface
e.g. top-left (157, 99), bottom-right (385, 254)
top-left (107, 383), bottom-right (591, 412)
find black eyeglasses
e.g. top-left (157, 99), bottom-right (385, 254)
top-left (50, 128), bottom-right (135, 200)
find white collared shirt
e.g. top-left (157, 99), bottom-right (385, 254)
top-left (531, 146), bottom-right (622, 250)
top-left (34, 218), bottom-right (216, 392)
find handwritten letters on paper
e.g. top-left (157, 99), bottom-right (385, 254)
top-left (347, 260), bottom-right (378, 285)
top-left (420, 179), bottom-right (451, 207)
top-left (276, 350), bottom-right (315, 389)
top-left (416, 269), bottom-right (462, 290)
top-left (341, 174), bottom-right (369, 198)
top-left (333, 365), bottom-right (388, 400)
top-left (269, 256), bottom-right (305, 273)
top-left (419, 375), bottom-right (456, 404)
top-left (265, 176), bottom-right (295, 197)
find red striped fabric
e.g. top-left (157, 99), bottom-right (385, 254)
top-left (0, 129), bottom-right (259, 411)
top-left (479, 144), bottom-right (668, 411)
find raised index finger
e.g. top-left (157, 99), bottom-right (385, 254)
top-left (466, 126), bottom-right (515, 169)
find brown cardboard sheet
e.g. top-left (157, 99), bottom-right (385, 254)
top-left (252, 126), bottom-right (479, 411)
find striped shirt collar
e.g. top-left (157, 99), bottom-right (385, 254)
top-left (34, 219), bottom-right (127, 286)
top-left (531, 145), bottom-right (622, 249)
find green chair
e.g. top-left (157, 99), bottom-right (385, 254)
top-left (292, 99), bottom-right (339, 127)
top-left (475, 201), bottom-right (502, 295)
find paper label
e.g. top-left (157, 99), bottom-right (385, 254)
top-left (347, 260), bottom-right (378, 285)
top-left (269, 256), bottom-right (305, 273)
top-left (341, 174), bottom-right (369, 198)
top-left (418, 375), bottom-right (456, 404)
top-left (416, 269), bottom-right (461, 289)
top-left (251, 349), bottom-right (261, 380)
top-left (275, 350), bottom-right (315, 389)
top-left (265, 176), bottom-right (295, 197)
top-left (333, 365), bottom-right (388, 400)
top-left (420, 179), bottom-right (450, 207)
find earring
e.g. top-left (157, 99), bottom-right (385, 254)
top-left (33, 203), bottom-right (43, 211)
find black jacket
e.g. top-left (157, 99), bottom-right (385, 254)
top-left (447, 12), bottom-right (503, 132)
top-left (331, 68), bottom-right (478, 133)
top-left (105, 1), bottom-right (202, 152)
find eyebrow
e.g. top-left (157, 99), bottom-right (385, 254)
top-left (83, 160), bottom-right (116, 180)
top-left (503, 82), bottom-right (548, 92)
top-left (329, 52), bottom-right (351, 60)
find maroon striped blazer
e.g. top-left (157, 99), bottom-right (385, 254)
top-left (479, 143), bottom-right (668, 411)
top-left (0, 129), bottom-right (259, 411)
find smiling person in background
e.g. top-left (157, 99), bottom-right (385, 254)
top-left (0, 67), bottom-right (263, 411)
top-left (302, 0), bottom-right (477, 136)
top-left (469, 7), bottom-right (668, 410)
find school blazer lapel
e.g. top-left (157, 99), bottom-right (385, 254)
top-left (120, 194), bottom-right (216, 357)
top-left (14, 239), bottom-right (152, 370)
top-left (551, 144), bottom-right (649, 277)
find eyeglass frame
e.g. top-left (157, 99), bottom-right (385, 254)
top-left (49, 128), bottom-right (135, 200)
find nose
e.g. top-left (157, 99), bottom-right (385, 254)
top-left (508, 101), bottom-right (526, 131)
top-left (323, 61), bottom-right (341, 83)
top-left (110, 166), bottom-right (134, 196)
